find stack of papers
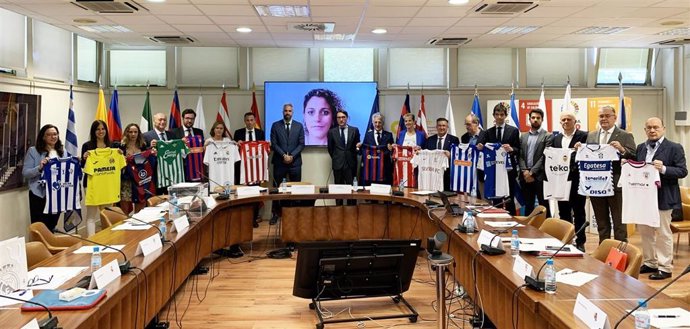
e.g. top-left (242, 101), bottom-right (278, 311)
top-left (517, 238), bottom-right (585, 257)
top-left (477, 212), bottom-right (512, 219)
top-left (484, 221), bottom-right (524, 228)
top-left (112, 222), bottom-right (153, 231)
top-left (131, 207), bottom-right (165, 223)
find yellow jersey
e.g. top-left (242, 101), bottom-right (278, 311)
top-left (83, 148), bottom-right (126, 206)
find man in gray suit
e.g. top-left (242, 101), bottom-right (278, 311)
top-left (270, 103), bottom-right (305, 224)
top-left (519, 108), bottom-right (553, 217)
top-left (579, 105), bottom-right (636, 243)
top-left (327, 110), bottom-right (360, 205)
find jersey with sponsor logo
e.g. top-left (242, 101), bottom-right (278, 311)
top-left (203, 141), bottom-right (241, 189)
top-left (184, 135), bottom-right (205, 182)
top-left (360, 144), bottom-right (387, 185)
top-left (156, 140), bottom-right (188, 188)
top-left (411, 149), bottom-right (448, 192)
top-left (41, 157), bottom-right (83, 214)
top-left (479, 143), bottom-right (510, 199)
top-left (392, 145), bottom-right (416, 188)
top-left (125, 150), bottom-right (157, 203)
top-left (543, 147), bottom-right (573, 200)
top-left (83, 148), bottom-right (126, 205)
top-left (576, 144), bottom-right (619, 197)
top-left (619, 160), bottom-right (660, 226)
top-left (449, 144), bottom-right (477, 195)
top-left (239, 141), bottom-right (270, 184)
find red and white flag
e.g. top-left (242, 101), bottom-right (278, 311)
top-left (416, 94), bottom-right (428, 137)
top-left (217, 91), bottom-right (231, 137)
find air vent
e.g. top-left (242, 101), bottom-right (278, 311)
top-left (72, 0), bottom-right (147, 14)
top-left (428, 37), bottom-right (471, 46)
top-left (288, 22), bottom-right (335, 33)
top-left (474, 1), bottom-right (536, 15)
top-left (657, 38), bottom-right (690, 45)
top-left (149, 36), bottom-right (195, 44)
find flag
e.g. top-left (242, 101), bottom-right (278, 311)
top-left (509, 91), bottom-right (519, 129)
top-left (444, 94), bottom-right (456, 136)
top-left (562, 82), bottom-right (572, 112)
top-left (168, 90), bottom-right (182, 129)
top-left (140, 90), bottom-right (152, 133)
top-left (65, 85), bottom-right (78, 157)
top-left (217, 90), bottom-right (231, 136)
top-left (617, 72), bottom-right (627, 130)
top-left (538, 86), bottom-right (548, 128)
top-left (194, 95), bottom-right (206, 133)
top-left (416, 94), bottom-right (428, 137)
top-left (366, 90), bottom-right (380, 132)
top-left (395, 94), bottom-right (411, 137)
top-left (471, 93), bottom-right (483, 129)
top-left (251, 89), bottom-right (262, 129)
top-left (95, 87), bottom-right (107, 123)
top-left (107, 89), bottom-right (122, 142)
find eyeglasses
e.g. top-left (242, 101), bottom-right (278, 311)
top-left (27, 274), bottom-right (53, 288)
top-left (598, 114), bottom-right (614, 119)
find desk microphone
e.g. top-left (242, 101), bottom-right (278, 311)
top-left (196, 170), bottom-right (230, 200)
top-left (54, 230), bottom-right (131, 274)
top-left (480, 211), bottom-right (543, 256)
top-left (107, 206), bottom-right (168, 243)
top-left (457, 199), bottom-right (508, 234)
top-left (525, 221), bottom-right (590, 291)
top-left (612, 264), bottom-right (690, 329)
top-left (0, 293), bottom-right (58, 329)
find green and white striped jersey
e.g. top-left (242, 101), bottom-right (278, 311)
top-left (156, 139), bottom-right (189, 188)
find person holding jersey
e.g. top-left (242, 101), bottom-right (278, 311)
top-left (80, 120), bottom-right (113, 236)
top-left (119, 123), bottom-right (152, 214)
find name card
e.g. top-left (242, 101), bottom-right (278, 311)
top-left (513, 256), bottom-right (533, 280)
top-left (135, 234), bottom-right (163, 257)
top-left (328, 184), bottom-right (352, 194)
top-left (573, 293), bottom-right (611, 329)
top-left (290, 184), bottom-right (315, 195)
top-left (89, 259), bottom-right (120, 289)
top-left (369, 184), bottom-right (391, 195)
top-left (171, 215), bottom-right (190, 234)
top-left (236, 186), bottom-right (262, 197)
top-left (476, 229), bottom-right (501, 249)
top-left (20, 319), bottom-right (39, 329)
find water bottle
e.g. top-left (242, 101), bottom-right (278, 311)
top-left (352, 177), bottom-right (358, 191)
top-left (169, 193), bottom-right (179, 218)
top-left (158, 216), bottom-right (167, 240)
top-left (398, 180), bottom-right (405, 191)
top-left (510, 229), bottom-right (520, 257)
top-left (544, 259), bottom-right (557, 294)
top-left (634, 299), bottom-right (651, 329)
top-left (90, 246), bottom-right (101, 273)
top-left (279, 178), bottom-right (288, 193)
top-left (464, 211), bottom-right (475, 235)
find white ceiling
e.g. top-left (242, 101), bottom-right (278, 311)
top-left (0, 0), bottom-right (689, 48)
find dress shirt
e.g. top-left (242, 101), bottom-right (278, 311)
top-left (526, 129), bottom-right (540, 168)
top-left (599, 126), bottom-right (615, 144)
top-left (560, 130), bottom-right (575, 149)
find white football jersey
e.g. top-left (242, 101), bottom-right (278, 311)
top-left (619, 161), bottom-right (660, 227)
top-left (203, 141), bottom-right (241, 189)
top-left (543, 147), bottom-right (572, 201)
top-left (576, 144), bottom-right (620, 197)
top-left (411, 149), bottom-right (448, 191)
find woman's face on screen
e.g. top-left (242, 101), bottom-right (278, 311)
top-left (304, 96), bottom-right (333, 140)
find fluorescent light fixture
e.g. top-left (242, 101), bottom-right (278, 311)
top-left (488, 26), bottom-right (539, 35)
top-left (314, 33), bottom-right (355, 41)
top-left (372, 28), bottom-right (387, 34)
top-left (572, 26), bottom-right (629, 34)
top-left (254, 5), bottom-right (310, 17)
top-left (448, 0), bottom-right (470, 4)
top-left (77, 25), bottom-right (132, 33)
top-left (147, 0), bottom-right (166, 3)
top-left (658, 27), bottom-right (690, 36)
top-left (236, 27), bottom-right (252, 33)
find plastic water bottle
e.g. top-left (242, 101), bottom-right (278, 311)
top-left (91, 246), bottom-right (101, 273)
top-left (464, 211), bottom-right (475, 235)
top-left (510, 229), bottom-right (520, 257)
top-left (159, 216), bottom-right (167, 240)
top-left (398, 180), bottom-right (405, 191)
top-left (169, 193), bottom-right (179, 218)
top-left (280, 178), bottom-right (288, 193)
top-left (544, 259), bottom-right (557, 294)
top-left (634, 299), bottom-right (651, 329)
top-left (352, 177), bottom-right (358, 191)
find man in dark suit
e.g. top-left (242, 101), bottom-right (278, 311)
top-left (636, 117), bottom-right (687, 280)
top-left (580, 105), bottom-right (636, 243)
top-left (358, 112), bottom-right (394, 185)
top-left (424, 117), bottom-right (460, 191)
top-left (327, 110), bottom-right (360, 205)
top-left (270, 103), bottom-right (305, 224)
top-left (461, 114), bottom-right (485, 198)
top-left (477, 103), bottom-right (521, 215)
top-left (519, 108), bottom-right (552, 217)
top-left (553, 111), bottom-right (588, 251)
top-left (171, 108), bottom-right (204, 139)
top-left (143, 112), bottom-right (174, 146)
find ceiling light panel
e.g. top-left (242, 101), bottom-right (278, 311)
top-left (254, 5), bottom-right (310, 17)
top-left (488, 26), bottom-right (540, 34)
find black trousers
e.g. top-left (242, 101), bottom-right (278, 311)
top-left (333, 165), bottom-right (357, 206)
top-left (29, 191), bottom-right (61, 232)
top-left (520, 178), bottom-right (550, 217)
top-left (558, 185), bottom-right (587, 246)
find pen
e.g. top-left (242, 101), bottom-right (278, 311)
top-left (561, 270), bottom-right (578, 276)
top-left (655, 315), bottom-right (679, 318)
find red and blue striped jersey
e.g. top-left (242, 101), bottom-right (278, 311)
top-left (126, 149), bottom-right (157, 203)
top-left (359, 144), bottom-right (387, 185)
top-left (184, 135), bottom-right (205, 182)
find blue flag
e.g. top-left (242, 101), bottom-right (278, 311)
top-left (366, 90), bottom-right (380, 132)
top-left (509, 92), bottom-right (519, 129)
top-left (471, 94), bottom-right (483, 129)
top-left (64, 85), bottom-right (81, 232)
top-left (396, 94), bottom-right (411, 137)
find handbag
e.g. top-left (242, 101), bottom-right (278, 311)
top-left (604, 241), bottom-right (628, 272)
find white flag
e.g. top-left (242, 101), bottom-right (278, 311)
top-left (538, 87), bottom-right (548, 129)
top-left (445, 94), bottom-right (456, 136)
top-left (562, 82), bottom-right (572, 113)
top-left (194, 95), bottom-right (206, 133)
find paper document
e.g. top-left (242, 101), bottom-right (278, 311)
top-left (411, 190), bottom-right (435, 196)
top-left (0, 290), bottom-right (33, 307)
top-left (556, 268), bottom-right (598, 286)
top-left (73, 245), bottom-right (125, 254)
top-left (26, 267), bottom-right (87, 290)
top-left (648, 308), bottom-right (690, 328)
top-left (484, 221), bottom-right (524, 228)
top-left (477, 213), bottom-right (512, 219)
top-left (112, 222), bottom-right (153, 231)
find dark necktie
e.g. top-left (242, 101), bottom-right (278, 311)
top-left (437, 137), bottom-right (443, 150)
top-left (647, 140), bottom-right (657, 148)
top-left (340, 127), bottom-right (346, 145)
top-left (286, 122), bottom-right (290, 137)
top-left (376, 132), bottom-right (381, 145)
top-left (187, 128), bottom-right (193, 137)
top-left (159, 132), bottom-right (166, 141)
top-left (248, 131), bottom-right (254, 141)
top-left (497, 126), bottom-right (502, 141)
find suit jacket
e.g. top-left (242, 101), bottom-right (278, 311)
top-left (143, 129), bottom-right (174, 145)
top-left (552, 130), bottom-right (588, 182)
top-left (586, 126), bottom-right (636, 189)
top-left (635, 139), bottom-right (687, 210)
top-left (460, 130), bottom-right (484, 145)
top-left (327, 125), bottom-right (361, 170)
top-left (362, 129), bottom-right (394, 149)
top-left (424, 134), bottom-right (460, 151)
top-left (233, 128), bottom-right (265, 142)
top-left (519, 130), bottom-right (553, 181)
top-left (396, 130), bottom-right (426, 147)
top-left (171, 127), bottom-right (204, 139)
top-left (478, 124), bottom-right (520, 170)
top-left (270, 120), bottom-right (305, 167)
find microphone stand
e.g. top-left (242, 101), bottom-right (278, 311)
top-left (197, 170), bottom-right (231, 200)
top-left (0, 294), bottom-right (58, 329)
top-left (54, 230), bottom-right (131, 274)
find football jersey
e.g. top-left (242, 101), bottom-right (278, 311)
top-left (619, 161), bottom-right (661, 227)
top-left (239, 141), bottom-right (270, 184)
top-left (543, 147), bottom-right (573, 201)
top-left (480, 143), bottom-right (510, 199)
top-left (204, 141), bottom-right (241, 189)
top-left (125, 150), bottom-right (157, 203)
top-left (184, 135), bottom-right (205, 182)
top-left (83, 148), bottom-right (126, 206)
top-left (360, 144), bottom-right (387, 185)
top-left (576, 144), bottom-right (619, 197)
top-left (41, 157), bottom-right (83, 214)
top-left (156, 140), bottom-right (188, 188)
top-left (392, 145), bottom-right (417, 188)
top-left (411, 149), bottom-right (449, 191)
top-left (449, 144), bottom-right (478, 195)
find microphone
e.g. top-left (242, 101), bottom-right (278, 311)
top-left (0, 293), bottom-right (58, 329)
top-left (525, 221), bottom-right (590, 291)
top-left (108, 206), bottom-right (168, 243)
top-left (197, 170), bottom-right (230, 200)
top-left (54, 230), bottom-right (131, 274)
top-left (479, 212), bottom-right (543, 256)
top-left (613, 264), bottom-right (690, 329)
top-left (457, 199), bottom-right (509, 234)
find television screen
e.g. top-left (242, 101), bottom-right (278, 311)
top-left (264, 82), bottom-right (378, 146)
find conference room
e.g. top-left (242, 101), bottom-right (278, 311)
top-left (0, 0), bottom-right (689, 328)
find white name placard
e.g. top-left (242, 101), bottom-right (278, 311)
top-left (236, 186), bottom-right (262, 197)
top-left (171, 215), bottom-right (190, 234)
top-left (89, 259), bottom-right (120, 289)
top-left (135, 234), bottom-right (163, 257)
top-left (290, 185), bottom-right (315, 195)
top-left (328, 184), bottom-right (352, 194)
top-left (369, 184), bottom-right (391, 195)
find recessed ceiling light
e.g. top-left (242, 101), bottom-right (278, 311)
top-left (314, 33), bottom-right (355, 41)
top-left (372, 28), bottom-right (387, 34)
top-left (147, 0), bottom-right (166, 3)
top-left (77, 25), bottom-right (131, 33)
top-left (254, 5), bottom-right (310, 17)
top-left (73, 18), bottom-right (97, 24)
top-left (236, 27), bottom-right (252, 33)
top-left (572, 26), bottom-right (629, 34)
top-left (658, 27), bottom-right (690, 36)
top-left (448, 0), bottom-right (470, 4)
top-left (488, 26), bottom-right (539, 35)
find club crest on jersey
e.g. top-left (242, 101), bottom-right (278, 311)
top-left (109, 157), bottom-right (115, 164)
top-left (366, 154), bottom-right (380, 160)
top-left (643, 172), bottom-right (650, 179)
top-left (562, 155), bottom-right (568, 162)
top-left (138, 170), bottom-right (147, 179)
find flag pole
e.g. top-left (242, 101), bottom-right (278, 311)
top-left (474, 83), bottom-right (478, 96)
